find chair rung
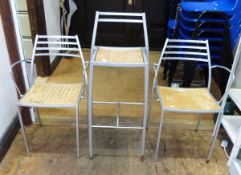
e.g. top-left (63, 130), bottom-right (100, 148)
top-left (164, 51), bottom-right (208, 56)
top-left (35, 47), bottom-right (79, 51)
top-left (168, 39), bottom-right (207, 44)
top-left (166, 45), bottom-right (207, 50)
top-left (98, 18), bottom-right (143, 23)
top-left (92, 125), bottom-right (143, 130)
top-left (162, 57), bottom-right (209, 62)
top-left (38, 35), bottom-right (77, 39)
top-left (37, 41), bottom-right (78, 45)
top-left (99, 12), bottom-right (143, 17)
top-left (35, 53), bottom-right (81, 57)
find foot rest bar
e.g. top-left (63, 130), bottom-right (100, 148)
top-left (92, 125), bottom-right (143, 130)
top-left (92, 101), bottom-right (144, 105)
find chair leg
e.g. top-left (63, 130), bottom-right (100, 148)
top-left (75, 106), bottom-right (80, 158)
top-left (141, 64), bottom-right (149, 161)
top-left (195, 114), bottom-right (203, 132)
top-left (88, 63), bottom-right (94, 159)
top-left (33, 107), bottom-right (42, 126)
top-left (155, 109), bottom-right (164, 161)
top-left (147, 79), bottom-right (156, 129)
top-left (206, 112), bottom-right (223, 162)
top-left (17, 107), bottom-right (31, 155)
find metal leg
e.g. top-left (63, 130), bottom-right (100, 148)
top-left (17, 106), bottom-right (31, 155)
top-left (88, 63), bottom-right (94, 159)
top-left (195, 114), bottom-right (203, 132)
top-left (116, 103), bottom-right (120, 127)
top-left (147, 79), bottom-right (156, 129)
top-left (33, 107), bottom-right (42, 126)
top-left (141, 64), bottom-right (149, 161)
top-left (155, 109), bottom-right (164, 161)
top-left (206, 112), bottom-right (223, 162)
top-left (75, 106), bottom-right (80, 158)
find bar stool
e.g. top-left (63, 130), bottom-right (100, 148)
top-left (88, 11), bottom-right (149, 160)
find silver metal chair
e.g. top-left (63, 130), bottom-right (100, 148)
top-left (149, 38), bottom-right (238, 161)
top-left (10, 35), bottom-right (87, 158)
top-left (88, 11), bottom-right (149, 160)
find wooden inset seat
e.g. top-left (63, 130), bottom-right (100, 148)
top-left (95, 47), bottom-right (144, 63)
top-left (19, 82), bottom-right (82, 106)
top-left (158, 87), bottom-right (220, 111)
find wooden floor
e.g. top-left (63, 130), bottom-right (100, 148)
top-left (0, 50), bottom-right (230, 175)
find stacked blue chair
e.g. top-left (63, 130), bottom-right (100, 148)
top-left (165, 0), bottom-right (240, 92)
top-left (167, 0), bottom-right (214, 38)
top-left (168, 0), bottom-right (241, 48)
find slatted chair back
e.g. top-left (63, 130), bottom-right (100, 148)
top-left (155, 38), bottom-right (212, 89)
top-left (90, 11), bottom-right (149, 59)
top-left (30, 35), bottom-right (87, 85)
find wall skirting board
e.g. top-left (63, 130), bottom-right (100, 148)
top-left (0, 116), bottom-right (19, 162)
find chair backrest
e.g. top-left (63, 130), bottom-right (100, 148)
top-left (30, 35), bottom-right (87, 85)
top-left (90, 11), bottom-right (149, 58)
top-left (155, 38), bottom-right (212, 89)
top-left (215, 0), bottom-right (240, 10)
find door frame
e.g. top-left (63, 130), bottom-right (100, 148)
top-left (26, 0), bottom-right (51, 76)
top-left (0, 0), bottom-right (31, 125)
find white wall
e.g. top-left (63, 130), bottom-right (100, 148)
top-left (0, 17), bottom-right (18, 141)
top-left (43, 0), bottom-right (61, 63)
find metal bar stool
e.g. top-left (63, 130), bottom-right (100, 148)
top-left (88, 11), bottom-right (149, 160)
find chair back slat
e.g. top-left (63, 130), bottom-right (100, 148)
top-left (90, 11), bottom-right (149, 60)
top-left (155, 38), bottom-right (212, 89)
top-left (29, 35), bottom-right (87, 85)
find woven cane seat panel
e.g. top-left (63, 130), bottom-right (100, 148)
top-left (158, 87), bottom-right (220, 111)
top-left (96, 47), bottom-right (144, 63)
top-left (20, 83), bottom-right (82, 106)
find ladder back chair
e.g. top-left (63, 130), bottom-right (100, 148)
top-left (149, 38), bottom-right (237, 161)
top-left (88, 11), bottom-right (149, 160)
top-left (10, 35), bottom-right (87, 158)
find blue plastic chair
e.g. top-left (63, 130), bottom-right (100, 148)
top-left (180, 11), bottom-right (241, 30)
top-left (181, 0), bottom-right (241, 15)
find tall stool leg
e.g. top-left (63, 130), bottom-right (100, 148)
top-left (88, 63), bottom-right (94, 159)
top-left (155, 109), bottom-right (164, 161)
top-left (141, 64), bottom-right (149, 160)
top-left (147, 79), bottom-right (156, 129)
top-left (75, 105), bottom-right (80, 158)
top-left (17, 106), bottom-right (31, 155)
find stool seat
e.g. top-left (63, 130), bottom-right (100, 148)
top-left (96, 47), bottom-right (144, 63)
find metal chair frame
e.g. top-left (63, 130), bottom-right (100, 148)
top-left (149, 38), bottom-right (238, 161)
top-left (88, 11), bottom-right (149, 160)
top-left (10, 35), bottom-right (87, 158)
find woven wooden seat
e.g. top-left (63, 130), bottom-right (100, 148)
top-left (158, 86), bottom-right (220, 111)
top-left (19, 82), bottom-right (82, 106)
top-left (95, 47), bottom-right (144, 63)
